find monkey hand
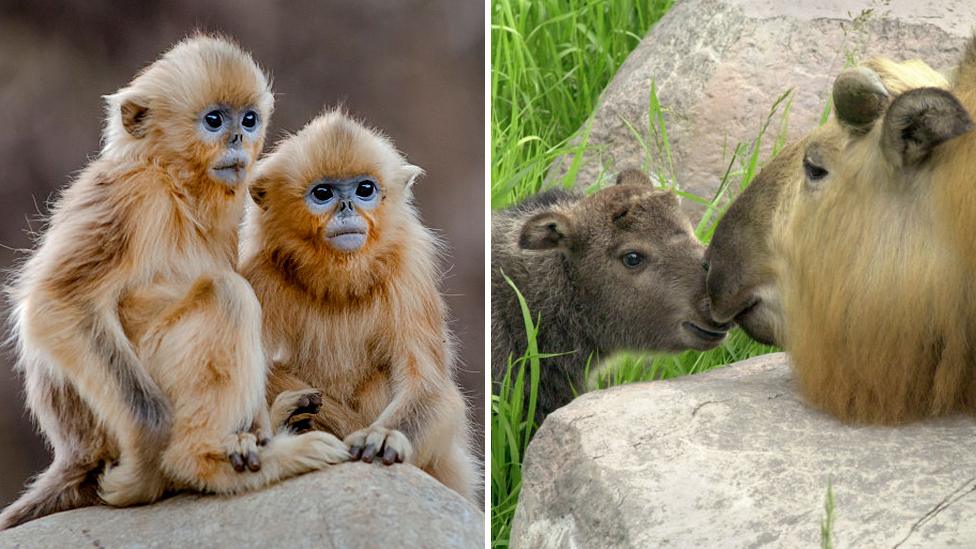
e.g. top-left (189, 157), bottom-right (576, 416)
top-left (344, 426), bottom-right (412, 465)
top-left (270, 388), bottom-right (323, 434)
top-left (226, 432), bottom-right (262, 473)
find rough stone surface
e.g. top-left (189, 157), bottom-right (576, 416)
top-left (511, 353), bottom-right (976, 548)
top-left (552, 0), bottom-right (976, 211)
top-left (0, 463), bottom-right (483, 548)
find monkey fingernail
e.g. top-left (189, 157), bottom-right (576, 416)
top-left (361, 444), bottom-right (378, 463)
top-left (230, 453), bottom-right (246, 472)
top-left (381, 446), bottom-right (397, 465)
top-left (350, 446), bottom-right (364, 460)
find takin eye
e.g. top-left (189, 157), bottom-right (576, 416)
top-left (355, 181), bottom-right (377, 199)
top-left (310, 184), bottom-right (335, 203)
top-left (621, 252), bottom-right (644, 268)
top-left (803, 157), bottom-right (829, 181)
top-left (203, 110), bottom-right (223, 130)
top-left (241, 110), bottom-right (258, 129)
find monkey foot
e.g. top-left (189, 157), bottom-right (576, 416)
top-left (271, 388), bottom-right (323, 434)
top-left (344, 426), bottom-right (413, 466)
top-left (226, 432), bottom-right (261, 473)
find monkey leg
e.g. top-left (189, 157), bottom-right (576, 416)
top-left (142, 273), bottom-right (347, 494)
top-left (18, 298), bottom-right (170, 508)
top-left (0, 370), bottom-right (108, 529)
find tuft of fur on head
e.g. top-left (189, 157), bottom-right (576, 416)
top-left (101, 33), bottom-right (274, 178)
top-left (244, 109), bottom-right (432, 304)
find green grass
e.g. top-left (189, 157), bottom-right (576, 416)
top-left (491, 0), bottom-right (674, 208)
top-left (489, 1), bottom-right (792, 547)
top-left (821, 478), bottom-right (836, 548)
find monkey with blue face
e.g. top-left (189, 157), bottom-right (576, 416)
top-left (0, 36), bottom-right (348, 531)
top-left (242, 109), bottom-right (480, 502)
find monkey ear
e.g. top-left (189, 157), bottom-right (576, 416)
top-left (615, 168), bottom-right (655, 186)
top-left (120, 98), bottom-right (151, 138)
top-left (249, 175), bottom-right (271, 210)
top-left (402, 164), bottom-right (424, 188)
top-left (881, 87), bottom-right (973, 169)
top-left (518, 211), bottom-right (576, 251)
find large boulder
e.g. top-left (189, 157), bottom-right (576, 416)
top-left (0, 463), bottom-right (483, 548)
top-left (552, 0), bottom-right (976, 208)
top-left (511, 353), bottom-right (976, 548)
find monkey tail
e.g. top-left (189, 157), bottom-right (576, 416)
top-left (0, 459), bottom-right (102, 531)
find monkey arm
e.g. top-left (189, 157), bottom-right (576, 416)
top-left (369, 302), bottom-right (456, 449)
top-left (27, 297), bottom-right (171, 454)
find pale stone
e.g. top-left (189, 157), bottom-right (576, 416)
top-left (552, 0), bottom-right (976, 214)
top-left (512, 353), bottom-right (976, 548)
top-left (0, 463), bottom-right (484, 548)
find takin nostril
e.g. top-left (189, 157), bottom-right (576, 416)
top-left (702, 260), bottom-right (710, 273)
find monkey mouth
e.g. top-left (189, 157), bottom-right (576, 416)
top-left (326, 228), bottom-right (368, 252)
top-left (683, 321), bottom-right (728, 343)
top-left (213, 161), bottom-right (245, 173)
top-left (326, 228), bottom-right (367, 238)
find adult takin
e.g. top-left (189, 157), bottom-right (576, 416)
top-left (492, 170), bottom-right (729, 423)
top-left (706, 44), bottom-right (976, 424)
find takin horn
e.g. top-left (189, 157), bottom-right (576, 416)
top-left (832, 67), bottom-right (890, 131)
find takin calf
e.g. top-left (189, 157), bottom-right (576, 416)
top-left (492, 170), bottom-right (729, 423)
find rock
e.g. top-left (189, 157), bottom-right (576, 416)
top-left (0, 463), bottom-right (483, 548)
top-left (551, 0), bottom-right (976, 211)
top-left (511, 353), bottom-right (976, 548)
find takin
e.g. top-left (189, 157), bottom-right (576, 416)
top-left (706, 46), bottom-right (976, 424)
top-left (492, 170), bottom-right (729, 423)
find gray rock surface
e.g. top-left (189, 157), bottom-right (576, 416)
top-left (553, 0), bottom-right (976, 209)
top-left (0, 463), bottom-right (483, 548)
top-left (511, 353), bottom-right (976, 548)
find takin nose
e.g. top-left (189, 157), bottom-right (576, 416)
top-left (705, 259), bottom-right (758, 324)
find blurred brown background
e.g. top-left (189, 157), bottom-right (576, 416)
top-left (0, 0), bottom-right (484, 508)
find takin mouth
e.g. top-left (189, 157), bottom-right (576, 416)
top-left (683, 321), bottom-right (728, 342)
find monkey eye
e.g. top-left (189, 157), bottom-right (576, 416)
top-left (355, 181), bottom-right (377, 199)
top-left (310, 184), bottom-right (335, 203)
top-left (803, 157), bottom-right (829, 181)
top-left (203, 110), bottom-right (223, 130)
top-left (242, 110), bottom-right (258, 130)
top-left (621, 252), bottom-right (644, 268)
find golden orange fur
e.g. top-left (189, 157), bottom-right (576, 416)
top-left (1, 35), bottom-right (346, 530)
top-left (775, 47), bottom-right (976, 423)
top-left (242, 110), bottom-right (479, 501)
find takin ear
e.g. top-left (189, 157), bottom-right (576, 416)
top-left (120, 97), bottom-right (151, 138)
top-left (615, 168), bottom-right (655, 186)
top-left (518, 211), bottom-right (576, 251)
top-left (832, 67), bottom-right (890, 132)
top-left (402, 164), bottom-right (424, 188)
top-left (881, 87), bottom-right (973, 169)
top-left (248, 175), bottom-right (271, 210)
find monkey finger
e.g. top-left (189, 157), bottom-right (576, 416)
top-left (229, 452), bottom-right (246, 473)
top-left (381, 446), bottom-right (398, 466)
top-left (245, 450), bottom-right (261, 472)
top-left (361, 444), bottom-right (378, 463)
top-left (349, 445), bottom-right (365, 460)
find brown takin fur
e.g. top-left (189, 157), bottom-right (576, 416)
top-left (707, 48), bottom-right (976, 424)
top-left (241, 110), bottom-right (478, 502)
top-left (1, 36), bottom-right (347, 530)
